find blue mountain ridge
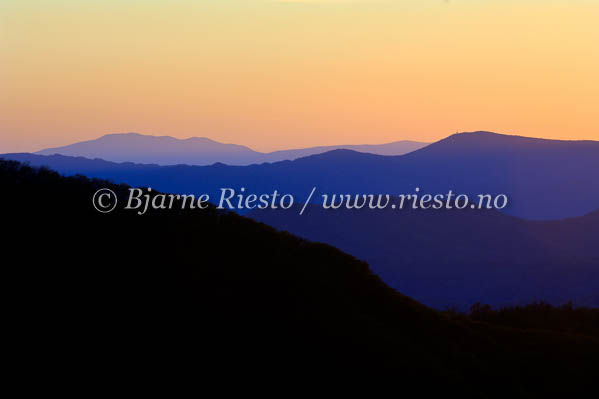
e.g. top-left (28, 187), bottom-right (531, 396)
top-left (4, 131), bottom-right (599, 220)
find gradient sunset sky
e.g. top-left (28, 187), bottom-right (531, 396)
top-left (1, 0), bottom-right (598, 152)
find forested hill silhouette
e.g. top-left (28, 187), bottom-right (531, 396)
top-left (2, 158), bottom-right (598, 394)
top-left (35, 132), bottom-right (427, 165)
top-left (4, 131), bottom-right (599, 219)
top-left (250, 204), bottom-right (599, 309)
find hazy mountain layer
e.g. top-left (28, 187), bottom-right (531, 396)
top-left (250, 204), bottom-right (599, 309)
top-left (36, 132), bottom-right (428, 165)
top-left (7, 131), bottom-right (599, 219)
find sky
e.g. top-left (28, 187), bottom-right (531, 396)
top-left (1, 0), bottom-right (598, 152)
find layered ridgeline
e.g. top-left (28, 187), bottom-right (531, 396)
top-left (5, 131), bottom-right (599, 219)
top-left (2, 159), bottom-right (598, 394)
top-left (250, 204), bottom-right (599, 309)
top-left (35, 132), bottom-right (427, 165)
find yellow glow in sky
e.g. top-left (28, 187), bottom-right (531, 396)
top-left (1, 0), bottom-right (598, 152)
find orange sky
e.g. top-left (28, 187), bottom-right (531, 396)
top-left (1, 0), bottom-right (598, 152)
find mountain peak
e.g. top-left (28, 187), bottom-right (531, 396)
top-left (411, 131), bottom-right (599, 156)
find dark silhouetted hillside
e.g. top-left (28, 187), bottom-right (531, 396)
top-left (6, 131), bottom-right (599, 219)
top-left (2, 158), bottom-right (598, 395)
top-left (445, 302), bottom-right (599, 338)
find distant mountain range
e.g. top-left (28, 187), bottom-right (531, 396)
top-left (250, 204), bottom-right (599, 309)
top-left (35, 132), bottom-right (428, 165)
top-left (6, 131), bottom-right (599, 219)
